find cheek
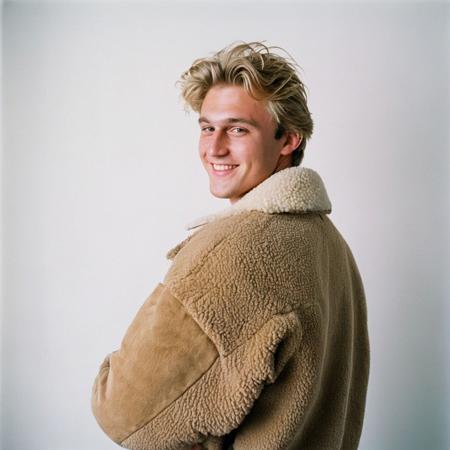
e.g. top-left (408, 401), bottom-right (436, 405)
top-left (240, 140), bottom-right (265, 162)
top-left (199, 135), bottom-right (212, 151)
top-left (198, 139), bottom-right (206, 157)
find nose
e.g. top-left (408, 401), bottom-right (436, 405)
top-left (207, 130), bottom-right (229, 157)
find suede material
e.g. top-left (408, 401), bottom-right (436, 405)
top-left (91, 283), bottom-right (218, 444)
top-left (91, 166), bottom-right (370, 450)
top-left (121, 311), bottom-right (304, 450)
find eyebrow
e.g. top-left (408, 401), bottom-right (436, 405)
top-left (198, 116), bottom-right (260, 128)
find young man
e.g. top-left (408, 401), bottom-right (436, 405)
top-left (91, 41), bottom-right (370, 450)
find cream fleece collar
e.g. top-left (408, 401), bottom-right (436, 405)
top-left (184, 166), bottom-right (332, 231)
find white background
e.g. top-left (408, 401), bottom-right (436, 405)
top-left (1, 0), bottom-right (449, 449)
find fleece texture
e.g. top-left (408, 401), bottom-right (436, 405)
top-left (91, 166), bottom-right (370, 450)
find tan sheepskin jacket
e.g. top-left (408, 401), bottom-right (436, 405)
top-left (91, 165), bottom-right (370, 450)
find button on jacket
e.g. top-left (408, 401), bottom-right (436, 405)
top-left (91, 165), bottom-right (370, 450)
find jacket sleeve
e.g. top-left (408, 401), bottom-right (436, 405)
top-left (91, 281), bottom-right (301, 450)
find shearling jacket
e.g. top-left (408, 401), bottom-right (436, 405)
top-left (91, 165), bottom-right (370, 450)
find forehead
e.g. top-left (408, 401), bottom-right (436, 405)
top-left (199, 84), bottom-right (274, 126)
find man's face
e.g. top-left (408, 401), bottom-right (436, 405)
top-left (198, 83), bottom-right (296, 204)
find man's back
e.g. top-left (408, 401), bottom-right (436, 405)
top-left (164, 207), bottom-right (370, 449)
top-left (227, 211), bottom-right (370, 449)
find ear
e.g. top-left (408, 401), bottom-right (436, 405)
top-left (280, 132), bottom-right (302, 156)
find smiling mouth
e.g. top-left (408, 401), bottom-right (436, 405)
top-left (210, 163), bottom-right (239, 175)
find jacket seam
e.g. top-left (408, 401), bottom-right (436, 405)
top-left (167, 283), bottom-right (221, 353)
top-left (119, 351), bottom-right (220, 445)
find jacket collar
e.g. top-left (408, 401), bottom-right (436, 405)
top-left (184, 166), bottom-right (332, 231)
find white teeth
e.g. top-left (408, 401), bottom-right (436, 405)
top-left (212, 164), bottom-right (238, 171)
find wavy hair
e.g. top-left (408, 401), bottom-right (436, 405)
top-left (177, 41), bottom-right (314, 166)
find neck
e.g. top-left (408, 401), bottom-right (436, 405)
top-left (228, 155), bottom-right (294, 205)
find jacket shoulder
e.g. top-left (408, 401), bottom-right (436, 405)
top-left (163, 210), bottom-right (324, 354)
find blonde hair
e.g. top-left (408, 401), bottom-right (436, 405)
top-left (177, 41), bottom-right (314, 166)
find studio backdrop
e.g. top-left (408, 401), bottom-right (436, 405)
top-left (1, 1), bottom-right (449, 449)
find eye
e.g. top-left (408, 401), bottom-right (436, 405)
top-left (231, 127), bottom-right (247, 135)
top-left (201, 126), bottom-right (214, 133)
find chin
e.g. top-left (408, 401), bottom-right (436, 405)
top-left (209, 185), bottom-right (233, 200)
top-left (210, 190), bottom-right (231, 200)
